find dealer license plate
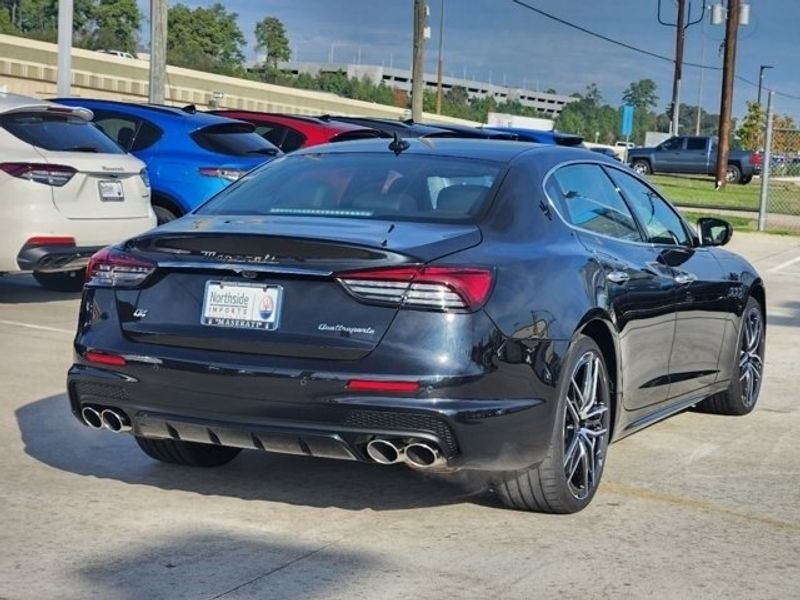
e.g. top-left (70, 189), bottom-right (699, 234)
top-left (98, 180), bottom-right (125, 202)
top-left (201, 282), bottom-right (283, 331)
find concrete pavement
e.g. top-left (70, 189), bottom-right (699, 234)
top-left (0, 232), bottom-right (798, 599)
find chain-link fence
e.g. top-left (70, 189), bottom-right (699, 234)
top-left (759, 122), bottom-right (800, 233)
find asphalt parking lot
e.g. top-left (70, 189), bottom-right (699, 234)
top-left (1, 232), bottom-right (799, 600)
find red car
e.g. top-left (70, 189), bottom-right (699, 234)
top-left (211, 111), bottom-right (380, 153)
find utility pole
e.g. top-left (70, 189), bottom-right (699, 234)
top-left (56, 0), bottom-right (73, 97)
top-left (435, 0), bottom-right (445, 114)
top-left (149, 0), bottom-right (168, 104)
top-left (658, 0), bottom-right (705, 136)
top-left (411, 0), bottom-right (427, 122)
top-left (695, 26), bottom-right (706, 136)
top-left (715, 0), bottom-right (741, 189)
top-left (757, 64), bottom-right (773, 105)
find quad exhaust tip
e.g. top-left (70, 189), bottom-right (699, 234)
top-left (100, 408), bottom-right (132, 433)
top-left (366, 439), bottom-right (403, 465)
top-left (404, 442), bottom-right (444, 469)
top-left (366, 438), bottom-right (445, 469)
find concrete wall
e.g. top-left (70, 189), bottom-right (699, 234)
top-left (0, 34), bottom-right (478, 125)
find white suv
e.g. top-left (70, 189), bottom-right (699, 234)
top-left (0, 93), bottom-right (156, 291)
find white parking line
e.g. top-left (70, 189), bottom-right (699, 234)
top-left (768, 255), bottom-right (800, 273)
top-left (0, 319), bottom-right (73, 335)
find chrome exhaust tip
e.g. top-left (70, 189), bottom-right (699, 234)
top-left (81, 406), bottom-right (103, 429)
top-left (404, 443), bottom-right (444, 469)
top-left (100, 409), bottom-right (132, 433)
top-left (366, 439), bottom-right (403, 465)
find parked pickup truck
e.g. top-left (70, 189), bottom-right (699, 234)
top-left (627, 135), bottom-right (758, 184)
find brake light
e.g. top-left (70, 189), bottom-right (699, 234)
top-left (337, 266), bottom-right (493, 311)
top-left (0, 162), bottom-right (77, 186)
top-left (84, 351), bottom-right (126, 367)
top-left (199, 167), bottom-right (245, 182)
top-left (139, 168), bottom-right (150, 189)
top-left (86, 247), bottom-right (156, 288)
top-left (346, 379), bottom-right (420, 393)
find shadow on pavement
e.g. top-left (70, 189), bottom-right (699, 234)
top-left (16, 394), bottom-right (494, 512)
top-left (75, 530), bottom-right (379, 600)
top-left (0, 274), bottom-right (82, 304)
top-left (767, 300), bottom-right (800, 328)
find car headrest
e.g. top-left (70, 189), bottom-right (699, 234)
top-left (436, 185), bottom-right (489, 213)
top-left (117, 126), bottom-right (135, 149)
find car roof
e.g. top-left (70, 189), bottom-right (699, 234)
top-left (0, 92), bottom-right (93, 120)
top-left (211, 110), bottom-right (374, 134)
top-left (325, 116), bottom-right (452, 138)
top-left (51, 98), bottom-right (245, 127)
top-left (288, 137), bottom-right (601, 164)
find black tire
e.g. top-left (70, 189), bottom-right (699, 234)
top-left (33, 269), bottom-right (85, 292)
top-left (153, 205), bottom-right (179, 225)
top-left (135, 436), bottom-right (241, 467)
top-left (631, 160), bottom-right (652, 176)
top-left (739, 174), bottom-right (753, 185)
top-left (494, 335), bottom-right (612, 513)
top-left (696, 296), bottom-right (764, 416)
top-left (726, 163), bottom-right (742, 184)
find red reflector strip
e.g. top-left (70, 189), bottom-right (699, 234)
top-left (84, 351), bottom-right (126, 367)
top-left (346, 379), bottom-right (420, 393)
top-left (24, 236), bottom-right (76, 248)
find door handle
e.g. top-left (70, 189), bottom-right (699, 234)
top-left (674, 272), bottom-right (697, 285)
top-left (606, 270), bottom-right (630, 284)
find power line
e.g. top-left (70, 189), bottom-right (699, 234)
top-left (511, 0), bottom-right (800, 104)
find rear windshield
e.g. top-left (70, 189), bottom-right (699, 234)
top-left (192, 123), bottom-right (280, 157)
top-left (196, 153), bottom-right (502, 222)
top-left (0, 112), bottom-right (124, 154)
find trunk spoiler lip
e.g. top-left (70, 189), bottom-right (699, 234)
top-left (152, 260), bottom-right (337, 278)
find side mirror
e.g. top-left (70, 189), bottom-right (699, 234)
top-left (698, 217), bottom-right (733, 246)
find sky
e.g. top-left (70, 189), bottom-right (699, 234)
top-left (138, 0), bottom-right (800, 121)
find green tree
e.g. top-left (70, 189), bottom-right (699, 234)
top-left (622, 79), bottom-right (658, 111)
top-left (735, 101), bottom-right (765, 150)
top-left (87, 0), bottom-right (140, 53)
top-left (0, 5), bottom-right (16, 33)
top-left (167, 3), bottom-right (245, 75)
top-left (16, 0), bottom-right (94, 43)
top-left (254, 16), bottom-right (290, 69)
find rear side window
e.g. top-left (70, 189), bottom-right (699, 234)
top-left (686, 137), bottom-right (707, 151)
top-left (254, 124), bottom-right (306, 153)
top-left (196, 153), bottom-right (502, 223)
top-left (192, 122), bottom-right (280, 157)
top-left (91, 110), bottom-right (163, 152)
top-left (548, 163), bottom-right (642, 242)
top-left (0, 112), bottom-right (124, 154)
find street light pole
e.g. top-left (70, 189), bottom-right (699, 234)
top-left (757, 64), bottom-right (773, 105)
top-left (715, 0), bottom-right (741, 189)
top-left (56, 0), bottom-right (73, 97)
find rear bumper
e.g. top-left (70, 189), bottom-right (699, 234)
top-left (67, 360), bottom-right (559, 472)
top-left (17, 243), bottom-right (103, 273)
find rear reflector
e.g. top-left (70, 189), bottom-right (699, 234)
top-left (337, 266), bottom-right (493, 311)
top-left (23, 236), bottom-right (76, 248)
top-left (346, 379), bottom-right (420, 393)
top-left (86, 246), bottom-right (156, 288)
top-left (84, 351), bottom-right (126, 367)
top-left (0, 162), bottom-right (77, 186)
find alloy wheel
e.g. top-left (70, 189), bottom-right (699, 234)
top-left (725, 166), bottom-right (739, 183)
top-left (632, 163), bottom-right (648, 176)
top-left (563, 351), bottom-right (609, 500)
top-left (739, 308), bottom-right (764, 408)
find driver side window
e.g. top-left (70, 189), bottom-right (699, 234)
top-left (606, 168), bottom-right (690, 246)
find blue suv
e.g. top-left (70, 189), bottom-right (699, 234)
top-left (53, 99), bottom-right (281, 223)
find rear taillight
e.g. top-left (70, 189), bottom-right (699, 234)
top-left (139, 168), bottom-right (151, 188)
top-left (198, 167), bottom-right (245, 182)
top-left (0, 162), bottom-right (77, 186)
top-left (23, 236), bottom-right (76, 248)
top-left (337, 266), bottom-right (493, 312)
top-left (85, 247), bottom-right (156, 288)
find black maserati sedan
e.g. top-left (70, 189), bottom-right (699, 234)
top-left (67, 139), bottom-right (765, 513)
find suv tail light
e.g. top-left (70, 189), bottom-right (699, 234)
top-left (337, 266), bottom-right (493, 312)
top-left (0, 162), bottom-right (77, 186)
top-left (86, 247), bottom-right (156, 288)
top-left (199, 167), bottom-right (245, 182)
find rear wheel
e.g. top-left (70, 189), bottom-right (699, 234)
top-left (740, 174), bottom-right (753, 185)
top-left (696, 297), bottom-right (764, 415)
top-left (33, 269), bottom-right (85, 292)
top-left (726, 164), bottom-right (742, 184)
top-left (153, 205), bottom-right (179, 225)
top-left (494, 335), bottom-right (611, 513)
top-left (631, 160), bottom-right (651, 176)
top-left (135, 436), bottom-right (241, 467)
